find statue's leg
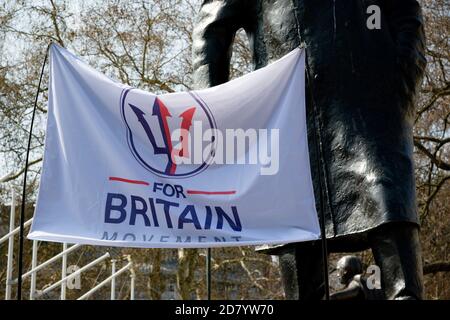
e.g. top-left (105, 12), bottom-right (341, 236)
top-left (277, 241), bottom-right (325, 300)
top-left (368, 223), bottom-right (423, 300)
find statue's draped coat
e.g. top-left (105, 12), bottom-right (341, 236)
top-left (192, 0), bottom-right (426, 250)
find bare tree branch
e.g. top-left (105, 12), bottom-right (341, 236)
top-left (424, 262), bottom-right (450, 275)
top-left (0, 157), bottom-right (42, 183)
top-left (414, 140), bottom-right (450, 171)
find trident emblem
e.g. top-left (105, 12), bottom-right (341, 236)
top-left (129, 97), bottom-right (195, 175)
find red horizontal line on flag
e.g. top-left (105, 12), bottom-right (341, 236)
top-left (108, 177), bottom-right (235, 195)
top-left (109, 177), bottom-right (150, 186)
top-left (186, 190), bottom-right (236, 195)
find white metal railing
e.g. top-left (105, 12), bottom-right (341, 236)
top-left (78, 261), bottom-right (133, 300)
top-left (2, 189), bottom-right (136, 300)
top-left (10, 243), bottom-right (82, 285)
top-left (34, 252), bottom-right (111, 298)
top-left (0, 218), bottom-right (33, 245)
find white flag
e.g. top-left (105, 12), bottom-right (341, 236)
top-left (28, 44), bottom-right (320, 248)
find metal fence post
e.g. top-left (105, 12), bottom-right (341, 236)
top-left (130, 272), bottom-right (135, 300)
top-left (111, 259), bottom-right (116, 300)
top-left (30, 240), bottom-right (38, 300)
top-left (5, 189), bottom-right (16, 300)
top-left (61, 243), bottom-right (68, 300)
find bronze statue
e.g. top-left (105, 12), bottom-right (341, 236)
top-left (192, 0), bottom-right (426, 299)
top-left (330, 255), bottom-right (383, 300)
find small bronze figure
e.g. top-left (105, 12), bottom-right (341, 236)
top-left (330, 256), bottom-right (383, 300)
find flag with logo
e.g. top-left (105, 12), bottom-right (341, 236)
top-left (28, 44), bottom-right (320, 248)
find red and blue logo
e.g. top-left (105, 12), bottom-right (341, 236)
top-left (120, 88), bottom-right (216, 178)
